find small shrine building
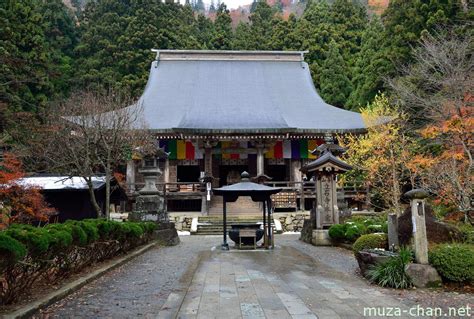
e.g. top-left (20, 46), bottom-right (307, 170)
top-left (126, 50), bottom-right (366, 215)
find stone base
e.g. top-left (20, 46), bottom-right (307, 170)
top-left (129, 210), bottom-right (168, 222)
top-left (299, 219), bottom-right (313, 244)
top-left (405, 263), bottom-right (442, 288)
top-left (355, 251), bottom-right (392, 277)
top-left (311, 229), bottom-right (332, 246)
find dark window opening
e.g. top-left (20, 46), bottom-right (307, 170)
top-left (177, 165), bottom-right (200, 183)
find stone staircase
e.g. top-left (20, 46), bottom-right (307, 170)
top-left (208, 196), bottom-right (262, 217)
top-left (194, 216), bottom-right (273, 235)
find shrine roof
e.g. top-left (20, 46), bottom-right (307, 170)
top-left (132, 50), bottom-right (366, 134)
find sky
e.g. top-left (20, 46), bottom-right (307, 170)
top-left (211, 0), bottom-right (251, 9)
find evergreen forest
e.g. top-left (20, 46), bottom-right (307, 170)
top-left (1, 0), bottom-right (471, 122)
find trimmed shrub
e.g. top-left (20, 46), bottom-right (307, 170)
top-left (328, 224), bottom-right (345, 241)
top-left (64, 221), bottom-right (88, 246)
top-left (353, 233), bottom-right (388, 253)
top-left (367, 247), bottom-right (413, 289)
top-left (367, 224), bottom-right (383, 233)
top-left (0, 219), bottom-right (158, 305)
top-left (45, 224), bottom-right (74, 250)
top-left (0, 232), bottom-right (27, 263)
top-left (429, 243), bottom-right (474, 283)
top-left (345, 223), bottom-right (365, 242)
top-left (5, 224), bottom-right (51, 256)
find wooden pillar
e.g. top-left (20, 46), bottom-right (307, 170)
top-left (256, 145), bottom-right (265, 176)
top-left (163, 158), bottom-right (170, 183)
top-left (126, 160), bottom-right (135, 192)
top-left (204, 146), bottom-right (212, 176)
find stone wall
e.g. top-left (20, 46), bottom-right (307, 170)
top-left (171, 215), bottom-right (193, 231)
top-left (277, 213), bottom-right (308, 232)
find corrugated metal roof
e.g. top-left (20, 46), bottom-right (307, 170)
top-left (136, 51), bottom-right (366, 134)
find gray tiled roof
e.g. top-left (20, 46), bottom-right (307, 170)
top-left (136, 50), bottom-right (366, 134)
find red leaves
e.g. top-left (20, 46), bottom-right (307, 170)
top-left (0, 153), bottom-right (56, 229)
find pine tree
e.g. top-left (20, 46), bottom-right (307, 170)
top-left (382, 0), bottom-right (465, 75)
top-left (319, 40), bottom-right (352, 108)
top-left (347, 16), bottom-right (390, 110)
top-left (250, 0), bottom-right (258, 13)
top-left (0, 0), bottom-right (75, 113)
top-left (211, 3), bottom-right (233, 49)
top-left (209, 0), bottom-right (216, 13)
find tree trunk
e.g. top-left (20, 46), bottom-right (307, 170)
top-left (84, 177), bottom-right (102, 217)
top-left (105, 160), bottom-right (111, 221)
top-left (390, 149), bottom-right (402, 216)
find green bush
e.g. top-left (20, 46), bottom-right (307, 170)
top-left (64, 221), bottom-right (88, 246)
top-left (5, 224), bottom-right (51, 256)
top-left (95, 219), bottom-right (114, 239)
top-left (328, 224), bottom-right (345, 241)
top-left (429, 243), bottom-right (474, 283)
top-left (45, 224), bottom-right (73, 250)
top-left (78, 220), bottom-right (99, 243)
top-left (0, 219), bottom-right (158, 305)
top-left (456, 223), bottom-right (474, 244)
top-left (367, 247), bottom-right (413, 289)
top-left (345, 223), bottom-right (365, 242)
top-left (0, 232), bottom-right (27, 263)
top-left (353, 233), bottom-right (388, 253)
top-left (126, 222), bottom-right (144, 238)
top-left (367, 224), bottom-right (384, 233)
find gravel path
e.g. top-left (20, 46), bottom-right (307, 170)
top-left (36, 236), bottom-right (218, 318)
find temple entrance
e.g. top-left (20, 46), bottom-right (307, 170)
top-left (266, 164), bottom-right (287, 181)
top-left (177, 165), bottom-right (200, 182)
top-left (219, 165), bottom-right (248, 186)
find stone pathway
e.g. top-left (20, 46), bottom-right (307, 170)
top-left (160, 244), bottom-right (410, 319)
top-left (38, 234), bottom-right (472, 319)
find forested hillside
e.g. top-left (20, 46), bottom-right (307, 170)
top-left (0, 0), bottom-right (471, 133)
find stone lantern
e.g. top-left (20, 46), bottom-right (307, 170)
top-left (131, 148), bottom-right (168, 222)
top-left (301, 139), bottom-right (352, 245)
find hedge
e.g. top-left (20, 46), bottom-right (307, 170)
top-left (0, 220), bottom-right (157, 305)
top-left (429, 243), bottom-right (474, 283)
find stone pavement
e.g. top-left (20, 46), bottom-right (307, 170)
top-left (39, 235), bottom-right (472, 319)
top-left (158, 244), bottom-right (410, 319)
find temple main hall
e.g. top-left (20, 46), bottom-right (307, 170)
top-left (126, 50), bottom-right (366, 216)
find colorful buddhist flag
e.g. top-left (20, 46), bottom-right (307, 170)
top-left (167, 140), bottom-right (177, 160)
top-left (177, 140), bottom-right (186, 159)
top-left (308, 140), bottom-right (318, 159)
top-left (283, 140), bottom-right (292, 159)
top-left (299, 140), bottom-right (308, 159)
top-left (291, 140), bottom-right (300, 159)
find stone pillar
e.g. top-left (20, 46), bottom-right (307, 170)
top-left (405, 189), bottom-right (430, 264)
top-left (316, 174), bottom-right (339, 228)
top-left (126, 160), bottom-right (136, 192)
top-left (387, 214), bottom-right (399, 250)
top-left (411, 199), bottom-right (429, 264)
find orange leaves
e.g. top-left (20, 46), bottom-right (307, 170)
top-left (0, 154), bottom-right (56, 228)
top-left (0, 153), bottom-right (24, 184)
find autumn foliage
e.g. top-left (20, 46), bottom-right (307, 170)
top-left (0, 153), bottom-right (55, 229)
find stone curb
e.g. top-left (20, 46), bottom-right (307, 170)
top-left (3, 241), bottom-right (160, 319)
